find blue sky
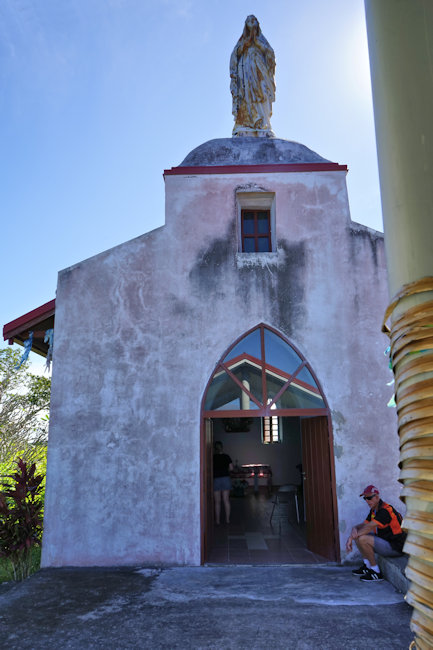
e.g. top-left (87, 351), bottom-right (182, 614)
top-left (1, 0), bottom-right (381, 367)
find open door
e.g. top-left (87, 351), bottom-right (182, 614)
top-left (203, 418), bottom-right (214, 563)
top-left (202, 324), bottom-right (340, 563)
top-left (302, 416), bottom-right (338, 561)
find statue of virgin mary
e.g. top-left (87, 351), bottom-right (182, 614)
top-left (230, 15), bottom-right (276, 137)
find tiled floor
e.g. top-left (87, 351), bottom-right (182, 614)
top-left (207, 488), bottom-right (329, 565)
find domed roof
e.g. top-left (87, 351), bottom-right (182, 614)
top-left (179, 137), bottom-right (331, 167)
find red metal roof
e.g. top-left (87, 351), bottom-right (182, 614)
top-left (3, 299), bottom-right (56, 358)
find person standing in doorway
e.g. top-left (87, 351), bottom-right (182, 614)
top-left (346, 484), bottom-right (406, 582)
top-left (213, 441), bottom-right (233, 525)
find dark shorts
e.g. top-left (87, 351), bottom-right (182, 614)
top-left (368, 533), bottom-right (403, 557)
top-left (214, 476), bottom-right (232, 491)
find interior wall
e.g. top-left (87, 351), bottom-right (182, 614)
top-left (213, 417), bottom-right (302, 486)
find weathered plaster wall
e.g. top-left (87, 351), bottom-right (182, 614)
top-left (42, 167), bottom-right (399, 567)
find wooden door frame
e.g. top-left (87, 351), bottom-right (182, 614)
top-left (325, 412), bottom-right (340, 561)
top-left (199, 324), bottom-right (340, 564)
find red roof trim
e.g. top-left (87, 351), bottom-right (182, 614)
top-left (164, 162), bottom-right (347, 177)
top-left (3, 299), bottom-right (56, 341)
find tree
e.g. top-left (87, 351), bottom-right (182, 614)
top-left (0, 348), bottom-right (51, 472)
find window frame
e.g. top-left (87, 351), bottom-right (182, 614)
top-left (236, 192), bottom-right (276, 253)
top-left (241, 209), bottom-right (272, 253)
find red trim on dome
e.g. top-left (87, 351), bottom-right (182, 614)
top-left (164, 162), bottom-right (347, 177)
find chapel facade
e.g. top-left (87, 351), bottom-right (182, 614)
top-left (3, 17), bottom-right (400, 567)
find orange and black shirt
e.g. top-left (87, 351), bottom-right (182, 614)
top-left (365, 499), bottom-right (406, 553)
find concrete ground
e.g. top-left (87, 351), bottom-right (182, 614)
top-left (0, 565), bottom-right (413, 649)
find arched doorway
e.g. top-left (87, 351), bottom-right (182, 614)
top-left (201, 323), bottom-right (340, 564)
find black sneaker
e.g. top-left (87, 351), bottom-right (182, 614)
top-left (360, 568), bottom-right (384, 582)
top-left (352, 564), bottom-right (369, 576)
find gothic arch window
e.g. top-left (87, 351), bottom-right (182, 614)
top-left (203, 324), bottom-right (327, 415)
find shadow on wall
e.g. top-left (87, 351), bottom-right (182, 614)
top-left (189, 234), bottom-right (306, 337)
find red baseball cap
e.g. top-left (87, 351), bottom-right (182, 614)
top-left (360, 485), bottom-right (380, 497)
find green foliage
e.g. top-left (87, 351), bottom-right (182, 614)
top-left (0, 443), bottom-right (48, 512)
top-left (0, 545), bottom-right (41, 583)
top-left (0, 459), bottom-right (44, 581)
top-left (0, 348), bottom-right (49, 581)
top-left (0, 347), bottom-right (51, 468)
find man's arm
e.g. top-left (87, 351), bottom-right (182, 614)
top-left (346, 520), bottom-right (377, 552)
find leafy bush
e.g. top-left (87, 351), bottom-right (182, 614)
top-left (0, 443), bottom-right (47, 504)
top-left (0, 546), bottom-right (41, 583)
top-left (0, 347), bottom-right (50, 469)
top-left (0, 348), bottom-right (50, 582)
top-left (0, 459), bottom-right (44, 581)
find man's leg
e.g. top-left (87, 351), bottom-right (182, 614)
top-left (355, 534), bottom-right (385, 581)
top-left (355, 534), bottom-right (376, 566)
top-left (372, 535), bottom-right (402, 558)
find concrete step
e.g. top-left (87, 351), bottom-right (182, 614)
top-left (378, 555), bottom-right (409, 593)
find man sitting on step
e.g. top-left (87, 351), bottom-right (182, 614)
top-left (346, 484), bottom-right (406, 582)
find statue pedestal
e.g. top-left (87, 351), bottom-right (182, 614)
top-left (232, 126), bottom-right (275, 138)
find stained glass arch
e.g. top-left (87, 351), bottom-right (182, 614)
top-left (203, 324), bottom-right (328, 415)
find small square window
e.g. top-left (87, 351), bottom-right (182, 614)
top-left (262, 416), bottom-right (282, 444)
top-left (241, 210), bottom-right (271, 253)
